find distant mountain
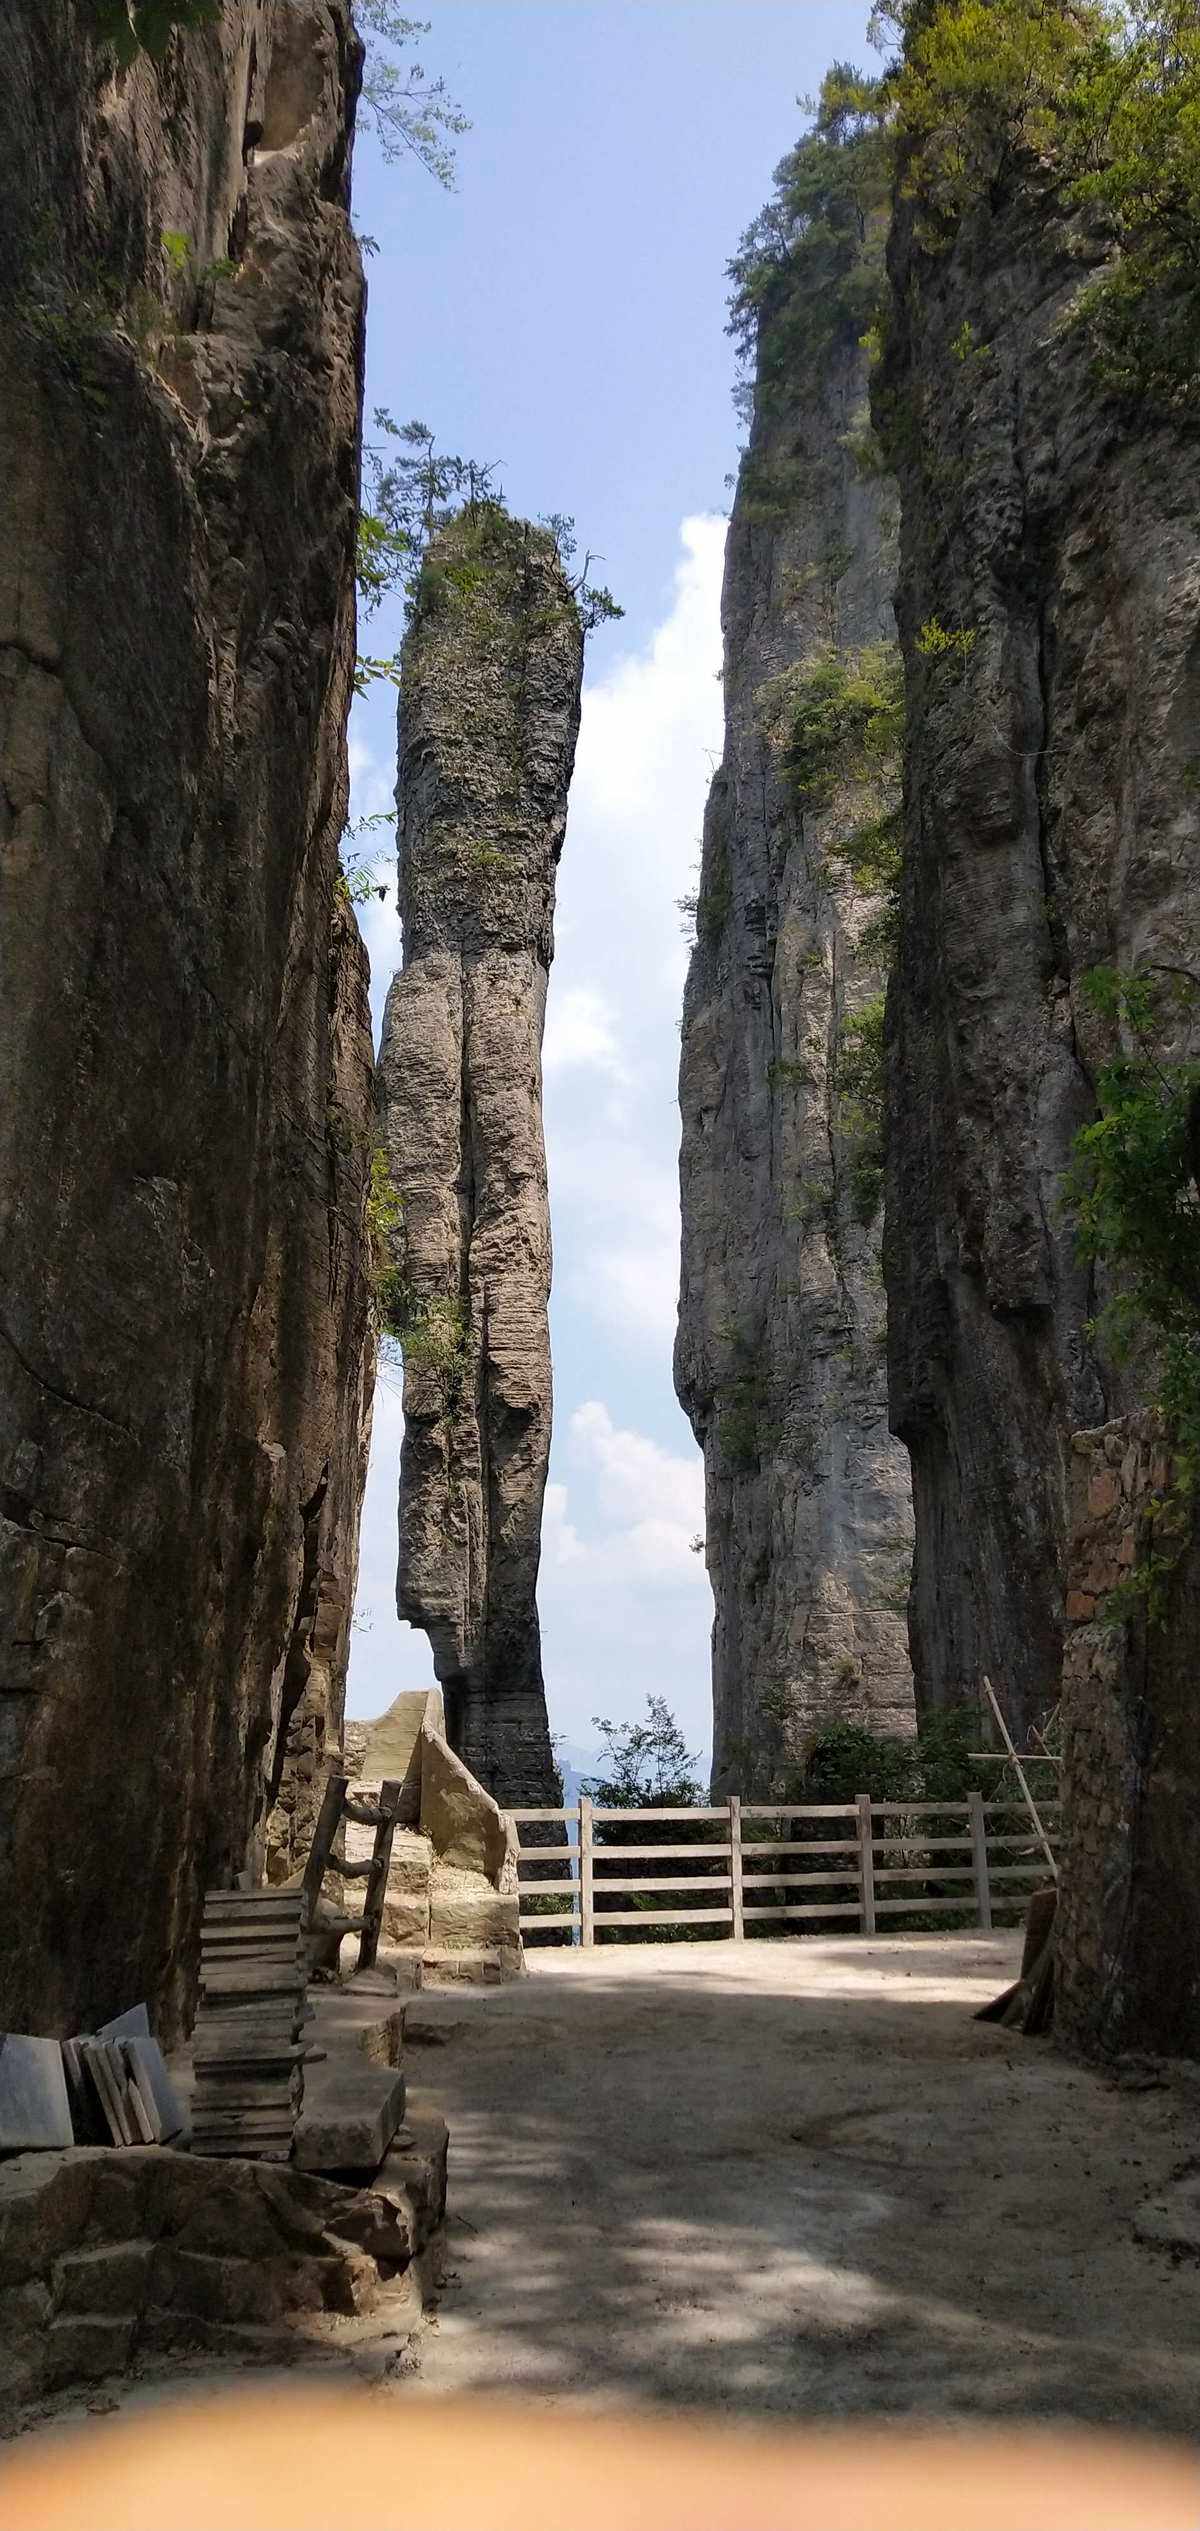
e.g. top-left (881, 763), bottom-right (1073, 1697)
top-left (552, 1742), bottom-right (603, 1806)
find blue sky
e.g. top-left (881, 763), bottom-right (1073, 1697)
top-left (346, 0), bottom-right (879, 1768)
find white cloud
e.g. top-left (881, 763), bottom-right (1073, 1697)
top-left (542, 983), bottom-right (628, 1087)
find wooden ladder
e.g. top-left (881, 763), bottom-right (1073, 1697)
top-left (302, 1770), bottom-right (402, 1972)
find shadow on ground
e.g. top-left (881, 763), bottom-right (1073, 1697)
top-left (401, 1935), bottom-right (1200, 2431)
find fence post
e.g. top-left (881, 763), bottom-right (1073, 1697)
top-left (728, 1795), bottom-right (744, 1942)
top-left (578, 1796), bottom-right (594, 1949)
top-left (969, 1788), bottom-right (992, 1930)
top-left (856, 1793), bottom-right (876, 1935)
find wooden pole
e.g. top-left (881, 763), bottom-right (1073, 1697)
top-left (856, 1793), bottom-right (876, 1934)
top-left (982, 1675), bottom-right (1058, 1880)
top-left (578, 1796), bottom-right (594, 1949)
top-left (969, 1788), bottom-right (992, 1930)
top-left (357, 1779), bottom-right (401, 1972)
top-left (728, 1796), bottom-right (745, 1942)
top-left (302, 1771), bottom-right (348, 1921)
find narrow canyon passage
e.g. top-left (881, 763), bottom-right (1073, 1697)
top-left (398, 1940), bottom-right (1200, 2427)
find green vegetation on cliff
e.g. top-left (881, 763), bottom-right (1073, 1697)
top-left (1068, 966), bottom-right (1200, 1611)
top-left (876, 0), bottom-right (1200, 408)
top-left (727, 64), bottom-right (891, 405)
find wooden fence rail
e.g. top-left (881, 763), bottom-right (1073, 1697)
top-left (509, 1795), bottom-right (1059, 1946)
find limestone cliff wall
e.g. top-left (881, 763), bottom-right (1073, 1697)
top-left (0, 0), bottom-right (373, 2039)
top-left (376, 508), bottom-right (583, 1806)
top-left (675, 313), bottom-right (915, 1790)
top-left (1056, 1419), bottom-right (1200, 2059)
top-left (880, 167), bottom-right (1200, 1740)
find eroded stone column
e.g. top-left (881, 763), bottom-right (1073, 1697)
top-left (377, 508), bottom-right (583, 1805)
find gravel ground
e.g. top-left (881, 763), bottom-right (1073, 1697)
top-left (395, 1932), bottom-right (1200, 2432)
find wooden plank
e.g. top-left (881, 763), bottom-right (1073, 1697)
top-left (867, 1802), bottom-right (971, 1818)
top-left (969, 1750), bottom-right (1061, 1764)
top-left (578, 1795), bottom-right (594, 1950)
top-left (507, 1808), bottom-right (578, 1823)
top-left (872, 1866), bottom-right (977, 1884)
top-left (563, 1842), bottom-right (729, 1862)
top-left (203, 1891), bottom-right (303, 1910)
top-left (511, 1877), bottom-right (577, 1895)
top-left (518, 1913), bottom-right (576, 1930)
top-left (79, 2042), bottom-right (134, 2147)
top-left (982, 1676), bottom-right (1059, 1879)
top-left (740, 1803), bottom-right (858, 1820)
top-left (729, 1796), bottom-right (745, 1943)
top-left (589, 1874), bottom-right (734, 1894)
top-left (870, 1836), bottom-right (972, 1856)
top-left (970, 1787), bottom-right (992, 1931)
top-left (302, 1772), bottom-right (349, 1911)
top-left (591, 1806), bottom-right (729, 1822)
top-left (589, 1907), bottom-right (733, 1926)
top-left (587, 1903), bottom-right (729, 1923)
top-left (857, 1793), bottom-right (875, 1935)
top-left (738, 1870), bottom-right (861, 1890)
top-left (741, 1839), bottom-right (858, 1858)
top-left (358, 1778), bottom-right (401, 1973)
top-left (988, 1864), bottom-right (1051, 1883)
top-left (873, 1896), bottom-right (977, 1916)
top-left (743, 1902), bottom-right (862, 1921)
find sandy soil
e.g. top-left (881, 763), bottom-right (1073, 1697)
top-left (395, 1933), bottom-right (1200, 2432)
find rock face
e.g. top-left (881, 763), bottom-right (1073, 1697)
top-left (879, 160), bottom-right (1200, 1740)
top-left (675, 286), bottom-right (915, 1788)
top-left (1056, 1420), bottom-right (1200, 2060)
top-left (376, 510), bottom-right (583, 1805)
top-left (0, 2), bottom-right (373, 2040)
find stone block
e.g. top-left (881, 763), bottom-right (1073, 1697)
top-left (293, 2063), bottom-right (407, 2175)
top-left (429, 1865), bottom-right (521, 1954)
top-left (375, 2111), bottom-right (449, 2239)
top-left (43, 2313), bottom-right (135, 2391)
top-left (123, 2037), bottom-right (186, 2141)
top-left (422, 1945), bottom-right (521, 1987)
top-left (0, 2036), bottom-right (73, 2150)
top-left (387, 1829), bottom-right (435, 1897)
top-left (356, 1690), bottom-right (443, 1823)
top-left (0, 2150), bottom-right (98, 2288)
top-left (419, 1727), bottom-right (508, 1879)
top-left (382, 1891), bottom-right (430, 1949)
top-left (52, 2241), bottom-right (154, 2317)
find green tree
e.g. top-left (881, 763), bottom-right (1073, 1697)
top-left (1067, 964), bottom-right (1200, 1609)
top-left (727, 61), bottom-right (893, 392)
top-left (354, 6), bottom-right (470, 187)
top-left (584, 1699), bottom-right (720, 1944)
top-left (873, 1), bottom-right (1200, 408)
top-left (584, 1697), bottom-right (704, 1808)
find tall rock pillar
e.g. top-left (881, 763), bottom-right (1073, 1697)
top-left (675, 128), bottom-right (915, 1791)
top-left (376, 507), bottom-right (583, 1805)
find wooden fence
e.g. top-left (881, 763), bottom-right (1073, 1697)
top-left (510, 1793), bottom-right (1059, 1946)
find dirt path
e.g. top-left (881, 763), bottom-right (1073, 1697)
top-left (398, 1934), bottom-right (1200, 2430)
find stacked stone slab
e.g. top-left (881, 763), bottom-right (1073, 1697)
top-left (341, 1691), bottom-right (523, 1981)
top-left (376, 510), bottom-right (584, 1808)
top-left (0, 2), bottom-right (373, 2041)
